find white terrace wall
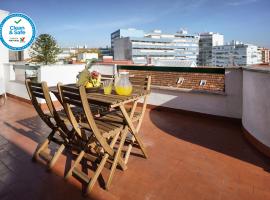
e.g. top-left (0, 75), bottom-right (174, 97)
top-left (242, 67), bottom-right (270, 149)
top-left (3, 64), bottom-right (30, 99)
top-left (38, 64), bottom-right (116, 86)
top-left (38, 64), bottom-right (85, 86)
top-left (38, 64), bottom-right (115, 101)
top-left (2, 64), bottom-right (116, 101)
top-left (0, 10), bottom-right (9, 95)
top-left (4, 64), bottom-right (242, 119)
top-left (148, 68), bottom-right (242, 119)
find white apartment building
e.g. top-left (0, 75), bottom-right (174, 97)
top-left (113, 29), bottom-right (199, 65)
top-left (258, 47), bottom-right (270, 64)
top-left (212, 41), bottom-right (261, 67)
top-left (57, 48), bottom-right (77, 61)
top-left (199, 32), bottom-right (224, 66)
top-left (77, 52), bottom-right (98, 62)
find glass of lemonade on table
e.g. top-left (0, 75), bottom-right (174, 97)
top-left (115, 72), bottom-right (133, 96)
top-left (103, 79), bottom-right (113, 95)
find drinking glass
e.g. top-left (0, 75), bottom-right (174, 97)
top-left (103, 79), bottom-right (113, 95)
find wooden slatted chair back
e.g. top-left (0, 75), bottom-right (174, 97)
top-left (26, 80), bottom-right (71, 134)
top-left (58, 83), bottom-right (115, 156)
top-left (79, 86), bottom-right (115, 156)
top-left (25, 80), bottom-right (55, 129)
top-left (129, 75), bottom-right (151, 91)
top-left (57, 84), bottom-right (83, 137)
top-left (129, 75), bottom-right (151, 129)
top-left (101, 74), bottom-right (114, 81)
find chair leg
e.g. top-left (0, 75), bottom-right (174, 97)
top-left (48, 144), bottom-right (65, 170)
top-left (86, 153), bottom-right (109, 194)
top-left (32, 138), bottom-right (50, 161)
top-left (109, 131), bottom-right (127, 171)
top-left (124, 138), bottom-right (134, 164)
top-left (65, 150), bottom-right (85, 179)
top-left (106, 130), bottom-right (128, 190)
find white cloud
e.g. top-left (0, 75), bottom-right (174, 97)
top-left (227, 0), bottom-right (258, 6)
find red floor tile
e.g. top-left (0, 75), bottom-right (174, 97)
top-left (0, 98), bottom-right (270, 200)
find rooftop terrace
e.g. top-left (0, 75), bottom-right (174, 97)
top-left (0, 98), bottom-right (270, 200)
top-left (1, 63), bottom-right (270, 199)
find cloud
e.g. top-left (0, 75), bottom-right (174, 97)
top-left (227, 0), bottom-right (258, 6)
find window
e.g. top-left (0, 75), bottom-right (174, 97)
top-left (199, 80), bottom-right (207, 86)
top-left (177, 77), bottom-right (184, 85)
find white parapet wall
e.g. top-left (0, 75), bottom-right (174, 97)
top-left (0, 10), bottom-right (10, 95)
top-left (242, 67), bottom-right (270, 151)
top-left (38, 64), bottom-right (116, 86)
top-left (2, 63), bottom-right (116, 101)
top-left (90, 64), bottom-right (116, 76)
top-left (0, 64), bottom-right (5, 95)
top-left (38, 64), bottom-right (85, 86)
top-left (3, 64), bottom-right (30, 100)
top-left (4, 63), bottom-right (243, 119)
top-left (148, 68), bottom-right (242, 119)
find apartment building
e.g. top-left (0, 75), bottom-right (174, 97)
top-left (111, 28), bottom-right (145, 54)
top-left (77, 52), bottom-right (98, 62)
top-left (212, 41), bottom-right (261, 67)
top-left (99, 47), bottom-right (112, 56)
top-left (198, 32), bottom-right (224, 66)
top-left (258, 47), bottom-right (270, 64)
top-left (113, 29), bottom-right (199, 65)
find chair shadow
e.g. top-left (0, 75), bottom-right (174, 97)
top-left (5, 115), bottom-right (111, 191)
top-left (4, 117), bottom-right (47, 144)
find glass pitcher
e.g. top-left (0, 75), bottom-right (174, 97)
top-left (115, 72), bottom-right (133, 96)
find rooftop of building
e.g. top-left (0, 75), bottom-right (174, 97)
top-left (1, 98), bottom-right (270, 200)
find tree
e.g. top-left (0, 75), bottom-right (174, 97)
top-left (30, 34), bottom-right (61, 65)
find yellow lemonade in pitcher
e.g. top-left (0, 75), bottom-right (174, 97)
top-left (115, 85), bottom-right (132, 96)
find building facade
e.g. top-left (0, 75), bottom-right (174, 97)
top-left (99, 47), bottom-right (112, 56)
top-left (198, 32), bottom-right (224, 66)
top-left (113, 29), bottom-right (199, 65)
top-left (258, 47), bottom-right (270, 64)
top-left (212, 41), bottom-right (261, 67)
top-left (111, 28), bottom-right (145, 54)
top-left (77, 52), bottom-right (98, 62)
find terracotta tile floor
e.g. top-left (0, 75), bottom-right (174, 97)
top-left (0, 98), bottom-right (270, 200)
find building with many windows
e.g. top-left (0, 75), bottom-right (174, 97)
top-left (111, 28), bottom-right (145, 54)
top-left (212, 41), bottom-right (261, 67)
top-left (198, 32), bottom-right (224, 66)
top-left (258, 47), bottom-right (270, 64)
top-left (113, 29), bottom-right (199, 65)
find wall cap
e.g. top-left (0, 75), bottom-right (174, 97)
top-left (243, 66), bottom-right (270, 74)
top-left (151, 85), bottom-right (226, 96)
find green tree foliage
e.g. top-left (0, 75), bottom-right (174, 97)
top-left (30, 34), bottom-right (61, 65)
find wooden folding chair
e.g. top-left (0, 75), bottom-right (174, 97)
top-left (25, 80), bottom-right (76, 169)
top-left (58, 84), bottom-right (128, 194)
top-left (122, 75), bottom-right (151, 163)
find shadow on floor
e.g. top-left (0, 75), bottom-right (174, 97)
top-left (4, 116), bottom-right (47, 144)
top-left (3, 116), bottom-right (111, 194)
top-left (0, 134), bottom-right (101, 200)
top-left (149, 107), bottom-right (270, 172)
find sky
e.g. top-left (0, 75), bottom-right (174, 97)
top-left (1, 0), bottom-right (269, 48)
